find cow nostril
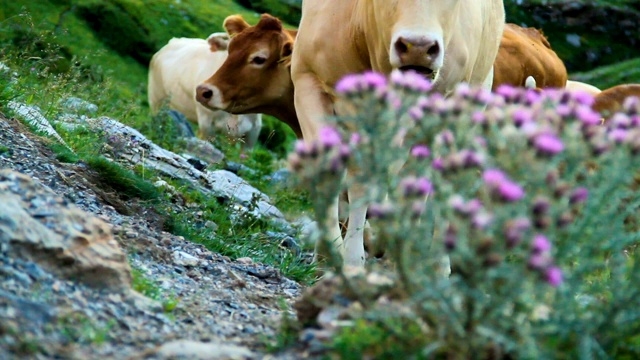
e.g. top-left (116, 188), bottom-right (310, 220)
top-left (427, 42), bottom-right (440, 57)
top-left (394, 37), bottom-right (409, 54)
top-left (202, 89), bottom-right (213, 99)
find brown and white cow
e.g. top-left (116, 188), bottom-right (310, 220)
top-left (196, 15), bottom-right (301, 138)
top-left (148, 33), bottom-right (262, 148)
top-left (593, 84), bottom-right (640, 119)
top-left (493, 24), bottom-right (567, 90)
top-left (565, 80), bottom-right (602, 97)
top-left (291, 0), bottom-right (505, 269)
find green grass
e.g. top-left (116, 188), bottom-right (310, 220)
top-left (131, 266), bottom-right (180, 312)
top-left (161, 183), bottom-right (316, 283)
top-left (0, 5), bottom-right (315, 284)
top-left (59, 313), bottom-right (114, 345)
top-left (570, 57), bottom-right (640, 90)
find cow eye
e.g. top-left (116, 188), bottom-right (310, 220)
top-left (251, 56), bottom-right (267, 65)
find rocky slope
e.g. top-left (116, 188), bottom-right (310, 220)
top-left (0, 112), bottom-right (306, 359)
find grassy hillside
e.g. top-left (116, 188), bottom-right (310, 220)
top-left (571, 57), bottom-right (640, 90)
top-left (0, 0), bottom-right (298, 153)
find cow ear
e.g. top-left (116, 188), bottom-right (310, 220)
top-left (256, 13), bottom-right (282, 32)
top-left (224, 15), bottom-right (250, 36)
top-left (281, 41), bottom-right (293, 59)
top-left (207, 32), bottom-right (229, 52)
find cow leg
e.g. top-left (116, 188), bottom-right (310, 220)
top-left (293, 71), bottom-right (344, 263)
top-left (195, 104), bottom-right (215, 140)
top-left (481, 65), bottom-right (495, 92)
top-left (343, 178), bottom-right (368, 268)
top-left (243, 114), bottom-right (262, 150)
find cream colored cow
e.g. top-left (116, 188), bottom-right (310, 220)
top-left (148, 33), bottom-right (262, 148)
top-left (291, 0), bottom-right (506, 269)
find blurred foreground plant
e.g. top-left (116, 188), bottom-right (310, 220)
top-left (288, 70), bottom-right (640, 358)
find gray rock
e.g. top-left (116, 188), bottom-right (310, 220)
top-left (226, 161), bottom-right (257, 176)
top-left (182, 137), bottom-right (225, 165)
top-left (167, 109), bottom-right (196, 138)
top-left (7, 101), bottom-right (72, 151)
top-left (173, 251), bottom-right (200, 267)
top-left (265, 168), bottom-right (292, 187)
top-left (151, 339), bottom-right (255, 359)
top-left (87, 117), bottom-right (285, 223)
top-left (58, 97), bottom-right (99, 114)
top-left (0, 170), bottom-right (132, 292)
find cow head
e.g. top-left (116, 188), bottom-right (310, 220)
top-left (206, 32), bottom-right (230, 52)
top-left (385, 0), bottom-right (460, 82)
top-left (196, 14), bottom-right (295, 116)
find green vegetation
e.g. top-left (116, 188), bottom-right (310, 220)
top-left (571, 57), bottom-right (640, 90)
top-left (0, 4), bottom-right (314, 284)
top-left (59, 313), bottom-right (114, 345)
top-left (131, 266), bottom-right (180, 312)
top-left (285, 71), bottom-right (640, 358)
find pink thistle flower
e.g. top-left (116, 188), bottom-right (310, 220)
top-left (474, 136), bottom-right (487, 148)
top-left (528, 253), bottom-right (552, 270)
top-left (472, 211), bottom-right (494, 230)
top-left (362, 71), bottom-right (387, 89)
top-left (610, 113), bottom-right (631, 129)
top-left (532, 196), bottom-right (551, 215)
top-left (448, 195), bottom-right (465, 212)
top-left (496, 84), bottom-right (519, 100)
top-left (461, 149), bottom-right (485, 168)
top-left (335, 74), bottom-right (361, 94)
top-left (432, 158), bottom-right (444, 171)
top-left (545, 266), bottom-right (564, 287)
top-left (623, 96), bottom-right (640, 112)
top-left (482, 169), bottom-right (508, 186)
top-left (498, 180), bottom-right (525, 202)
top-left (569, 187), bottom-right (589, 205)
top-left (408, 106), bottom-right (424, 121)
top-left (504, 217), bottom-right (531, 247)
top-left (455, 83), bottom-right (471, 98)
top-left (415, 177), bottom-right (434, 196)
top-left (471, 111), bottom-right (487, 124)
top-left (436, 129), bottom-right (455, 146)
top-left (571, 91), bottom-right (595, 106)
top-left (294, 140), bottom-right (309, 155)
top-left (416, 96), bottom-right (430, 108)
top-left (410, 144), bottom-right (431, 159)
top-left (349, 132), bottom-right (361, 145)
top-left (512, 108), bottom-right (533, 126)
top-left (532, 234), bottom-right (551, 254)
top-left (524, 89), bottom-right (542, 105)
top-left (338, 144), bottom-right (351, 160)
top-left (319, 126), bottom-right (342, 148)
top-left (474, 88), bottom-right (494, 104)
top-left (533, 133), bottom-right (564, 155)
top-left (464, 199), bottom-right (483, 214)
top-left (575, 105), bottom-right (602, 126)
top-left (368, 203), bottom-right (394, 219)
top-left (556, 104), bottom-right (572, 117)
top-left (608, 128), bottom-right (628, 144)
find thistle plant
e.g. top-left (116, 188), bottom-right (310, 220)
top-left (289, 70), bottom-right (640, 358)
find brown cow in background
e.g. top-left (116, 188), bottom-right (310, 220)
top-left (493, 23), bottom-right (567, 90)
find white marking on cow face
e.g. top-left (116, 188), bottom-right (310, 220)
top-left (196, 84), bottom-right (228, 110)
top-left (248, 50), bottom-right (270, 69)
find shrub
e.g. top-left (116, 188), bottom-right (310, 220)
top-left (288, 70), bottom-right (640, 358)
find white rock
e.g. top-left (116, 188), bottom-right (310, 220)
top-left (173, 251), bottom-right (200, 267)
top-left (153, 339), bottom-right (255, 360)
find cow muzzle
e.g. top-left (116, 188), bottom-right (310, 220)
top-left (196, 84), bottom-right (226, 110)
top-left (390, 32), bottom-right (443, 80)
